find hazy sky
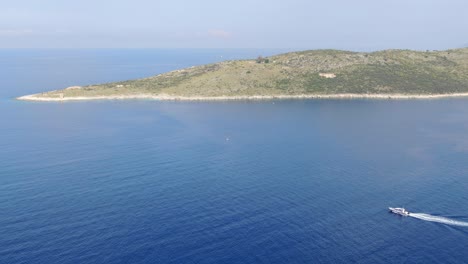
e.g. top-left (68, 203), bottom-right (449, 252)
top-left (1, 0), bottom-right (467, 50)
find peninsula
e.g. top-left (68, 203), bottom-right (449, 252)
top-left (18, 48), bottom-right (468, 101)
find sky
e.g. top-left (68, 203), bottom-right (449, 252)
top-left (1, 0), bottom-right (467, 50)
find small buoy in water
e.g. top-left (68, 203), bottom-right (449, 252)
top-left (226, 137), bottom-right (230, 141)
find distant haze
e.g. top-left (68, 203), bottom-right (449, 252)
top-left (1, 0), bottom-right (467, 50)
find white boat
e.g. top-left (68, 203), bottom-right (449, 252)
top-left (389, 207), bottom-right (410, 216)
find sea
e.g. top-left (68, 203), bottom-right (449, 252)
top-left (1, 49), bottom-right (468, 264)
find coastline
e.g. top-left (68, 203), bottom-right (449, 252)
top-left (16, 92), bottom-right (468, 102)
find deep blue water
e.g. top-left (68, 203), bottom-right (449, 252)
top-left (1, 49), bottom-right (468, 264)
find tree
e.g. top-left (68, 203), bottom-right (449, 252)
top-left (256, 56), bottom-right (264, 63)
top-left (256, 56), bottom-right (269, 63)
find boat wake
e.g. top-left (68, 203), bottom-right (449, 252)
top-left (409, 213), bottom-right (468, 227)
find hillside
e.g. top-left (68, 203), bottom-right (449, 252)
top-left (18, 48), bottom-right (468, 101)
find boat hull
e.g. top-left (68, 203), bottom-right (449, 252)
top-left (389, 207), bottom-right (410, 216)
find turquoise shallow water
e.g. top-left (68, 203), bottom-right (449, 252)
top-left (1, 50), bottom-right (468, 263)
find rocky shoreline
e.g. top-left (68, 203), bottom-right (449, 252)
top-left (17, 92), bottom-right (468, 102)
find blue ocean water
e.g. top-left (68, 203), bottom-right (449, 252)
top-left (1, 49), bottom-right (468, 263)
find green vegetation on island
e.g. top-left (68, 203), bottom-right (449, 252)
top-left (19, 48), bottom-right (468, 100)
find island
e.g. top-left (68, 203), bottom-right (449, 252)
top-left (17, 48), bottom-right (468, 101)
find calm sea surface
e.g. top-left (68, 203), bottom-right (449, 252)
top-left (1, 49), bottom-right (468, 264)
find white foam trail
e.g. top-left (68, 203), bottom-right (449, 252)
top-left (409, 213), bottom-right (468, 227)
